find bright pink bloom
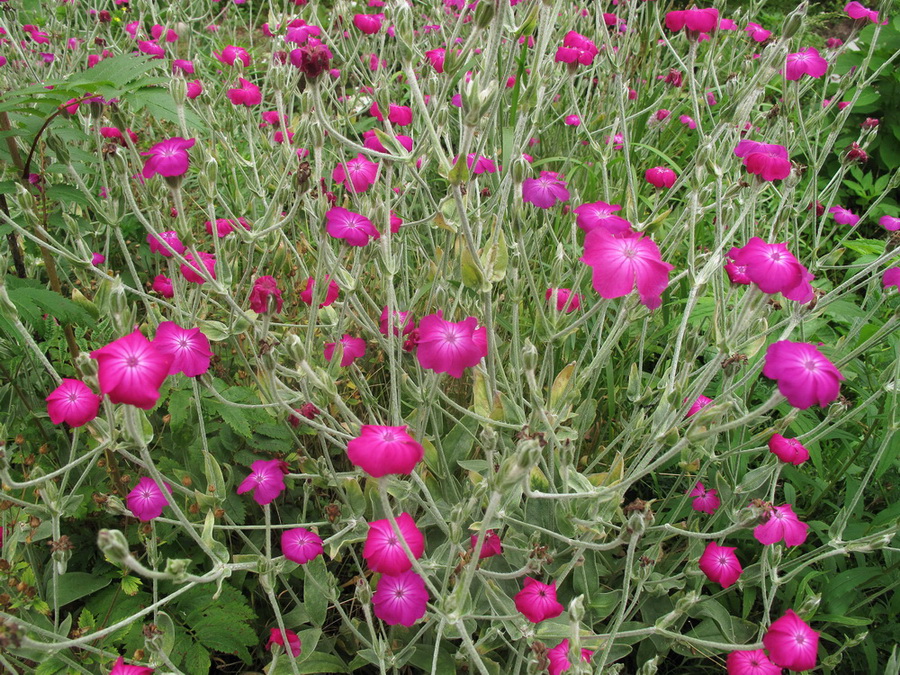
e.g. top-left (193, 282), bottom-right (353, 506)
top-left (768, 434), bottom-right (810, 465)
top-left (665, 8), bottom-right (720, 34)
top-left (151, 25), bottom-right (178, 42)
top-left (362, 130), bottom-right (413, 154)
top-left (289, 41), bottom-right (333, 79)
top-left (884, 267), bottom-right (900, 290)
top-left (727, 239), bottom-right (814, 303)
top-left (762, 340), bottom-right (844, 409)
top-left (679, 115), bottom-right (696, 129)
top-left (785, 48), bottom-right (828, 80)
top-left (147, 231), bottom-right (185, 257)
top-left (522, 171), bottom-right (570, 208)
top-left (390, 212), bottom-right (403, 233)
top-left (353, 14), bottom-right (383, 34)
top-left (249, 276), bottom-right (283, 314)
top-left (370, 103), bottom-right (413, 126)
top-left (733, 140), bottom-right (791, 182)
top-left (372, 570), bottom-right (429, 626)
top-left (172, 59), bottom-right (194, 75)
top-left (284, 19), bottom-right (322, 45)
top-left (380, 307), bottom-right (415, 336)
top-left (698, 542), bottom-right (743, 588)
top-left (363, 512), bottom-right (424, 575)
top-left (645, 166), bottom-right (677, 188)
top-left (90, 330), bottom-right (173, 409)
top-left (281, 527), bottom-right (323, 564)
top-left (109, 656), bottom-right (153, 675)
top-left (547, 639), bottom-right (593, 675)
top-left (829, 205), bottom-right (859, 226)
top-left (126, 477), bottom-right (170, 522)
top-left (555, 31), bottom-right (598, 66)
top-left (514, 578), bottom-right (564, 623)
top-left (564, 114), bottom-right (581, 126)
top-left (347, 425), bottom-right (423, 477)
top-left (545, 288), bottom-right (582, 313)
top-left (325, 207), bottom-right (380, 247)
top-left (415, 312), bottom-right (488, 378)
top-left (685, 395), bottom-right (713, 418)
top-left (425, 48), bottom-right (446, 73)
top-left (141, 137), bottom-right (195, 179)
top-left (332, 154), bottom-right (379, 193)
top-left (457, 154), bottom-right (497, 175)
top-left (266, 628), bottom-right (302, 658)
top-left (655, 109), bottom-right (672, 122)
top-left (754, 504), bottom-right (809, 547)
top-left (879, 215), bottom-right (900, 231)
top-left (689, 482), bottom-right (720, 515)
top-left (573, 201), bottom-right (632, 235)
top-left (227, 78), bottom-right (262, 106)
top-left (214, 45), bottom-right (251, 67)
top-left (845, 2), bottom-right (885, 24)
top-left (299, 276), bottom-right (340, 307)
top-left (46, 379), bottom-right (101, 427)
top-left (237, 459), bottom-right (289, 505)
top-left (324, 335), bottom-right (366, 367)
top-left (726, 649), bottom-right (781, 675)
top-left (91, 253), bottom-right (105, 267)
top-left (138, 41), bottom-right (165, 59)
top-left (152, 275), bottom-right (174, 298)
top-left (153, 322), bottom-right (213, 377)
top-left (180, 252), bottom-right (216, 284)
top-left (763, 610), bottom-right (820, 672)
top-left (470, 530), bottom-right (503, 559)
top-left (745, 23), bottom-right (772, 42)
top-left (580, 229), bottom-right (674, 310)
top-left (724, 260), bottom-right (751, 285)
top-left (187, 80), bottom-right (203, 99)
top-left (204, 218), bottom-right (248, 238)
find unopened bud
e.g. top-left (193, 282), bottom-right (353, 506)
top-left (97, 529), bottom-right (130, 563)
top-left (474, 1), bottom-right (495, 29)
top-left (523, 339), bottom-right (538, 371)
top-left (781, 2), bottom-right (806, 39)
top-left (164, 558), bottom-right (192, 582)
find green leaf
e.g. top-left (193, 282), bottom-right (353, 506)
top-left (65, 54), bottom-right (159, 90)
top-left (183, 643), bottom-right (210, 674)
top-left (52, 572), bottom-right (111, 607)
top-left (293, 652), bottom-right (349, 674)
top-left (34, 659), bottom-right (68, 675)
top-left (206, 399), bottom-right (253, 439)
top-left (78, 608), bottom-right (96, 631)
top-left (192, 612), bottom-right (257, 662)
top-left (120, 574), bottom-right (142, 597)
top-left (5, 278), bottom-right (95, 327)
top-left (304, 556), bottom-right (330, 627)
top-left (46, 184), bottom-right (93, 208)
top-left (168, 388), bottom-right (193, 431)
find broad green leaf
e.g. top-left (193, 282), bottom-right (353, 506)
top-left (52, 572), bottom-right (111, 607)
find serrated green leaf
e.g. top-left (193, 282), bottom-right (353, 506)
top-left (65, 54), bottom-right (158, 90)
top-left (120, 574), bottom-right (142, 597)
top-left (78, 608), bottom-right (96, 631)
top-left (183, 642), bottom-right (210, 674)
top-left (168, 388), bottom-right (193, 430)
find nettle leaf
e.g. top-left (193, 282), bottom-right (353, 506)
top-left (65, 54), bottom-right (159, 90)
top-left (5, 276), bottom-right (94, 327)
top-left (192, 612), bottom-right (256, 662)
top-left (177, 583), bottom-right (257, 663)
top-left (168, 388), bottom-right (193, 431)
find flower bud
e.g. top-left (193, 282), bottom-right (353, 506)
top-left (522, 339), bottom-right (538, 371)
top-left (568, 594), bottom-right (585, 623)
top-left (781, 2), bottom-right (806, 39)
top-left (474, 1), bottom-right (495, 29)
top-left (97, 528), bottom-right (131, 563)
top-left (170, 77), bottom-right (187, 106)
top-left (164, 558), bottom-right (193, 582)
top-left (511, 156), bottom-right (529, 184)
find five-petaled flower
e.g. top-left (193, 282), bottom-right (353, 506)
top-left (514, 578), bottom-right (565, 623)
top-left (415, 312), bottom-right (488, 378)
top-left (347, 425), bottom-right (424, 477)
top-left (91, 330), bottom-right (174, 410)
top-left (762, 341), bottom-right (844, 409)
top-left (237, 459), bottom-right (290, 505)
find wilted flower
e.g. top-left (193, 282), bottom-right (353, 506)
top-left (372, 570), bottom-right (429, 626)
top-left (325, 207), bottom-right (380, 246)
top-left (514, 578), bottom-right (564, 623)
top-left (581, 229), bottom-right (674, 309)
top-left (332, 154), bottom-right (379, 193)
top-left (726, 649), bottom-right (781, 675)
top-left (126, 477), bottom-right (170, 522)
top-left (363, 513), bottom-right (425, 575)
top-left (299, 276), bottom-right (340, 307)
top-left (522, 171), bottom-right (570, 208)
top-left (152, 274), bottom-right (174, 298)
top-left (266, 628), bottom-right (302, 658)
top-left (90, 330), bottom-right (174, 409)
top-left (698, 542), bottom-right (743, 588)
top-left (768, 434), bottom-right (810, 465)
top-left (141, 137), bottom-right (195, 179)
top-left (346, 425), bottom-right (424, 477)
top-left (237, 459), bottom-right (289, 505)
top-left (644, 166), bottom-right (677, 188)
top-left (689, 481), bottom-right (720, 514)
top-left (573, 201), bottom-right (632, 234)
top-left (289, 42), bottom-right (333, 79)
top-left (153, 322), bottom-right (213, 377)
top-left (415, 312), bottom-right (488, 378)
top-left (754, 504), bottom-right (809, 547)
top-left (324, 335), bottom-right (366, 367)
top-left (470, 530), bottom-right (503, 559)
top-left (281, 527), bottom-right (323, 564)
top-left (733, 141), bottom-right (791, 182)
top-left (727, 239), bottom-right (814, 303)
top-left (784, 47), bottom-right (828, 80)
top-left (249, 276), bottom-right (283, 314)
top-left (763, 610), bottom-right (820, 672)
top-left (762, 341), bottom-right (844, 409)
top-left (46, 379), bottom-right (101, 427)
top-left (547, 639), bottom-right (593, 675)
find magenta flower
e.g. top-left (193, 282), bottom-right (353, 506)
top-left (205, 218), bottom-right (251, 238)
top-left (324, 335), bottom-right (366, 367)
top-left (372, 570), bottom-right (429, 626)
top-left (573, 201), bottom-right (632, 235)
top-left (884, 267), bottom-right (900, 290)
top-left (172, 59), bottom-right (194, 75)
top-left (227, 78), bottom-right (262, 106)
top-left (363, 130), bottom-right (413, 154)
top-left (554, 31), bottom-right (598, 66)
top-left (332, 154), bottom-right (378, 193)
top-left (698, 542), bottom-right (743, 588)
top-left (380, 307), bottom-right (415, 336)
top-left (152, 274), bottom-right (174, 298)
top-left (829, 205), bottom-right (859, 226)
top-left (299, 276), bottom-right (340, 307)
top-left (289, 41), bottom-right (333, 79)
top-left (147, 231), bottom-right (185, 257)
top-left (545, 288), bottom-right (582, 313)
top-left (727, 239), bottom-right (814, 303)
top-left (845, 1), bottom-right (885, 24)
top-left (679, 114), bottom-right (697, 129)
top-left (325, 207), bottom-right (380, 247)
top-left (644, 166), bottom-right (677, 188)
top-left (564, 114), bottom-right (581, 126)
top-left (726, 649), bottom-right (782, 675)
top-left (580, 229), bottom-right (674, 310)
top-left (109, 656), bottom-right (153, 675)
top-left (126, 477), bottom-right (170, 522)
top-left (347, 425), bottom-right (423, 477)
top-left (785, 47), bottom-right (828, 80)
top-left (762, 340), bottom-right (844, 409)
top-left (281, 527), bottom-right (323, 564)
top-left (470, 530), bottom-right (503, 559)
top-left (370, 102), bottom-right (412, 126)
top-left (685, 395), bottom-right (714, 418)
top-left (46, 379), bottom-right (101, 427)
top-left (249, 276), bottom-right (283, 314)
top-left (415, 312), bottom-right (488, 378)
top-left (768, 434), bottom-right (810, 465)
top-left (745, 23), bottom-right (772, 42)
top-left (547, 639), bottom-right (593, 675)
top-left (266, 628), bottom-right (302, 658)
top-left (180, 251), bottom-right (217, 284)
top-left (763, 610), bottom-right (820, 672)
top-left (237, 459), bottom-right (289, 505)
top-left (91, 330), bottom-right (173, 409)
top-left (454, 154), bottom-right (497, 175)
top-left (214, 45), bottom-right (251, 67)
top-left (91, 253), bottom-right (104, 269)
top-left (153, 322), bottom-right (213, 377)
top-left (187, 80), bottom-right (203, 99)
top-left (514, 578), bottom-right (564, 623)
top-left (425, 48), bottom-right (446, 73)
top-left (353, 14), bottom-right (383, 34)
top-left (522, 171), bottom-right (570, 209)
top-left (689, 482), bottom-right (720, 515)
top-left (363, 512), bottom-right (425, 575)
top-left (141, 137), bottom-right (195, 179)
top-left (754, 504), bottom-right (809, 547)
top-left (733, 141), bottom-right (791, 182)
top-left (879, 215), bottom-right (900, 231)
top-left (665, 7), bottom-right (719, 34)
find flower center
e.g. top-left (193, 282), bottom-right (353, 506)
top-left (803, 358), bottom-right (819, 372)
top-left (67, 391), bottom-right (80, 403)
top-left (392, 587), bottom-right (406, 600)
top-left (622, 246), bottom-right (637, 259)
top-left (126, 355), bottom-right (140, 368)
